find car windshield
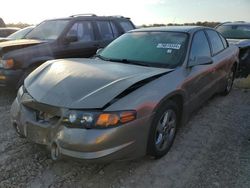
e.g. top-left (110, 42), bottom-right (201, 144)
top-left (8, 26), bottom-right (34, 40)
top-left (217, 25), bottom-right (250, 39)
top-left (25, 20), bottom-right (69, 40)
top-left (99, 31), bottom-right (188, 68)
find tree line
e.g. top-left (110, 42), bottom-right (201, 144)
top-left (141, 21), bottom-right (221, 28)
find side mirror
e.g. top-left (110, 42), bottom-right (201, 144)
top-left (96, 48), bottom-right (103, 55)
top-left (188, 56), bottom-right (213, 67)
top-left (63, 35), bottom-right (77, 44)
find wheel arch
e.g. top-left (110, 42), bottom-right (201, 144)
top-left (153, 90), bottom-right (186, 123)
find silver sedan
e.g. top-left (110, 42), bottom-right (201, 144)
top-left (11, 26), bottom-right (239, 161)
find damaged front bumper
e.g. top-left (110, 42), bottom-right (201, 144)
top-left (10, 90), bottom-right (151, 161)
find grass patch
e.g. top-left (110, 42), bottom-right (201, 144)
top-left (234, 75), bottom-right (250, 89)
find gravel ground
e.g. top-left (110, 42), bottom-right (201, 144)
top-left (0, 84), bottom-right (250, 188)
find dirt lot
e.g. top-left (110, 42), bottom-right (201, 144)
top-left (0, 82), bottom-right (250, 188)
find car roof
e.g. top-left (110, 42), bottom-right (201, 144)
top-left (219, 22), bottom-right (250, 26)
top-left (44, 15), bottom-right (131, 22)
top-left (130, 26), bottom-right (208, 34)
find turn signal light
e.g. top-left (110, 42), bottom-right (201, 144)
top-left (96, 111), bottom-right (136, 128)
top-left (3, 59), bottom-right (14, 69)
top-left (96, 113), bottom-right (120, 127)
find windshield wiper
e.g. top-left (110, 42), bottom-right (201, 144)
top-left (27, 37), bottom-right (39, 40)
top-left (95, 56), bottom-right (171, 68)
top-left (109, 58), bottom-right (150, 67)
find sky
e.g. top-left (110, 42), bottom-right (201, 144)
top-left (1, 0), bottom-right (250, 26)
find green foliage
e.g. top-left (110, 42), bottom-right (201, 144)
top-left (6, 22), bottom-right (31, 29)
top-left (142, 21), bottom-right (221, 28)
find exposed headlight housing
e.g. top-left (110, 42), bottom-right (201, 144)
top-left (63, 110), bottom-right (136, 129)
top-left (0, 58), bottom-right (14, 69)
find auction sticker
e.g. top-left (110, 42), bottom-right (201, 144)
top-left (157, 43), bottom-right (181, 50)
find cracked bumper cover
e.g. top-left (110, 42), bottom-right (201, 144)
top-left (10, 97), bottom-right (152, 161)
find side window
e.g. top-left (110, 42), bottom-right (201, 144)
top-left (189, 31), bottom-right (211, 63)
top-left (110, 22), bottom-right (119, 38)
top-left (119, 21), bottom-right (134, 32)
top-left (219, 34), bottom-right (228, 48)
top-left (67, 21), bottom-right (95, 42)
top-left (206, 30), bottom-right (225, 55)
top-left (96, 21), bottom-right (114, 40)
top-left (0, 18), bottom-right (5, 27)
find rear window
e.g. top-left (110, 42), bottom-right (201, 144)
top-left (119, 21), bottom-right (135, 32)
top-left (217, 25), bottom-right (250, 39)
top-left (219, 34), bottom-right (228, 48)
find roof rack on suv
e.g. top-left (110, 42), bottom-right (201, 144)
top-left (70, 14), bottom-right (97, 17)
top-left (111, 15), bottom-right (130, 19)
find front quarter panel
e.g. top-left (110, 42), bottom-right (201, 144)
top-left (105, 67), bottom-right (187, 118)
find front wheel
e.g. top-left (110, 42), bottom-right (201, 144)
top-left (147, 101), bottom-right (180, 159)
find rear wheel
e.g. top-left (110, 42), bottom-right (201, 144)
top-left (147, 101), bottom-right (180, 159)
top-left (221, 67), bottom-right (235, 95)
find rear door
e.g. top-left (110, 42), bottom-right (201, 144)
top-left (205, 29), bottom-right (231, 90)
top-left (56, 20), bottom-right (99, 58)
top-left (95, 20), bottom-right (120, 48)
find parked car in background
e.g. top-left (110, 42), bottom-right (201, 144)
top-left (0, 17), bottom-right (5, 27)
top-left (216, 22), bottom-right (250, 77)
top-left (0, 26), bottom-right (35, 42)
top-left (0, 27), bottom-right (20, 37)
top-left (11, 26), bottom-right (239, 161)
top-left (0, 14), bottom-right (135, 88)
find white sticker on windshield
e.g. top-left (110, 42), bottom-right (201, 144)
top-left (157, 43), bottom-right (181, 50)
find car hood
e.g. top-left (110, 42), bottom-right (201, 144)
top-left (24, 58), bottom-right (172, 109)
top-left (0, 39), bottom-right (45, 54)
top-left (0, 37), bottom-right (10, 43)
top-left (227, 38), bottom-right (250, 48)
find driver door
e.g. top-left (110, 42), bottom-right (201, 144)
top-left (55, 21), bottom-right (99, 58)
top-left (184, 30), bottom-right (216, 111)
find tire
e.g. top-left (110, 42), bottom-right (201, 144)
top-left (147, 100), bottom-right (180, 159)
top-left (221, 66), bottom-right (236, 96)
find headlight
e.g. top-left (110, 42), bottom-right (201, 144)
top-left (63, 111), bottom-right (95, 128)
top-left (0, 58), bottom-right (14, 69)
top-left (63, 110), bottom-right (136, 129)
